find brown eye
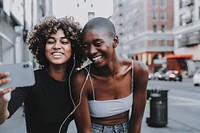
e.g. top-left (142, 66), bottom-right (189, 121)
top-left (61, 41), bottom-right (68, 45)
top-left (47, 39), bottom-right (55, 44)
top-left (61, 39), bottom-right (70, 45)
top-left (94, 41), bottom-right (102, 47)
top-left (82, 44), bottom-right (89, 50)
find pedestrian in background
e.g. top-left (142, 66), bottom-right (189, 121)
top-left (0, 16), bottom-right (84, 133)
top-left (72, 17), bottom-right (149, 133)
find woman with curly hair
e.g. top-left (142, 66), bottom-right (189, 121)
top-left (0, 16), bottom-right (85, 133)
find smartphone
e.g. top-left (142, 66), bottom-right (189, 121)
top-left (0, 61), bottom-right (35, 89)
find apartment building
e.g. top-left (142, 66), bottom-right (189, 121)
top-left (112, 0), bottom-right (174, 73)
top-left (173, 0), bottom-right (200, 75)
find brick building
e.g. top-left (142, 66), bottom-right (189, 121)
top-left (112, 0), bottom-right (174, 73)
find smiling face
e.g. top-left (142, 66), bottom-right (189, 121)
top-left (45, 29), bottom-right (72, 67)
top-left (82, 28), bottom-right (118, 67)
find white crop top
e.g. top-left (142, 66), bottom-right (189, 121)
top-left (88, 93), bottom-right (133, 118)
top-left (87, 60), bottom-right (134, 118)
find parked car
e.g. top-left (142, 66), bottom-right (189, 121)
top-left (148, 73), bottom-right (153, 80)
top-left (164, 70), bottom-right (182, 82)
top-left (193, 68), bottom-right (200, 86)
top-left (153, 71), bottom-right (165, 80)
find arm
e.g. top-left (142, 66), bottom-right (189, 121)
top-left (129, 61), bottom-right (149, 133)
top-left (71, 70), bottom-right (92, 133)
top-left (0, 72), bottom-right (15, 124)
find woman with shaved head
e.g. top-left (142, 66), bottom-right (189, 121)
top-left (72, 17), bottom-right (149, 133)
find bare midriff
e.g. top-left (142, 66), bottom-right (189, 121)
top-left (91, 111), bottom-right (129, 125)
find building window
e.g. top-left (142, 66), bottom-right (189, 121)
top-left (161, 25), bottom-right (165, 32)
top-left (199, 7), bottom-right (200, 19)
top-left (119, 13), bottom-right (123, 16)
top-left (180, 12), bottom-right (192, 25)
top-left (88, 12), bottom-right (95, 20)
top-left (160, 0), bottom-right (166, 8)
top-left (153, 40), bottom-right (158, 46)
top-left (181, 0), bottom-right (194, 8)
top-left (153, 11), bottom-right (158, 20)
top-left (180, 14), bottom-right (183, 25)
top-left (0, 0), bottom-right (3, 8)
top-left (118, 3), bottom-right (122, 7)
top-left (152, 0), bottom-right (158, 8)
top-left (160, 12), bottom-right (167, 21)
top-left (161, 40), bottom-right (167, 46)
top-left (153, 25), bottom-right (157, 32)
top-left (180, 1), bottom-right (183, 8)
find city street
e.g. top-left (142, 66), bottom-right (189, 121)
top-left (0, 78), bottom-right (200, 133)
top-left (1, 0), bottom-right (200, 132)
top-left (143, 78), bottom-right (200, 133)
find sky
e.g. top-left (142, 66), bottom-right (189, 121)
top-left (52, 0), bottom-right (113, 26)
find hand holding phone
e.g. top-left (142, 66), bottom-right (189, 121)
top-left (0, 71), bottom-right (11, 87)
top-left (0, 62), bottom-right (35, 89)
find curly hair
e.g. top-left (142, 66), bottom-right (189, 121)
top-left (27, 16), bottom-right (85, 68)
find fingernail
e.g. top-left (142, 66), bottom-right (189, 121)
top-left (5, 72), bottom-right (10, 75)
top-left (7, 77), bottom-right (11, 82)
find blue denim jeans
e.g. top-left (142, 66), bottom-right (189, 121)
top-left (91, 121), bottom-right (129, 133)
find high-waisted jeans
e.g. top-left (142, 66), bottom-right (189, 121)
top-left (91, 121), bottom-right (129, 133)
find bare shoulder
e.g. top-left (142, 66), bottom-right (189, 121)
top-left (134, 60), bottom-right (148, 71)
top-left (71, 66), bottom-right (92, 100)
top-left (133, 60), bottom-right (149, 77)
top-left (72, 66), bottom-right (89, 83)
top-left (120, 59), bottom-right (148, 73)
top-left (118, 59), bottom-right (133, 74)
top-left (120, 58), bottom-right (132, 68)
top-left (132, 60), bottom-right (149, 91)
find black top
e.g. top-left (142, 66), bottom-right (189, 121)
top-left (8, 69), bottom-right (74, 133)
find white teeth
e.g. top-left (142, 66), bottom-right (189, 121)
top-left (53, 53), bottom-right (62, 56)
top-left (52, 52), bottom-right (63, 58)
top-left (92, 56), bottom-right (102, 61)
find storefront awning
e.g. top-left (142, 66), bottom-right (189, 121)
top-left (165, 54), bottom-right (192, 59)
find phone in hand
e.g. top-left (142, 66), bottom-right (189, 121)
top-left (0, 61), bottom-right (35, 89)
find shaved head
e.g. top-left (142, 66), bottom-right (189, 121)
top-left (82, 17), bottom-right (116, 38)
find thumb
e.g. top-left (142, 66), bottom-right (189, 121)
top-left (4, 92), bottom-right (11, 101)
top-left (0, 88), bottom-right (15, 101)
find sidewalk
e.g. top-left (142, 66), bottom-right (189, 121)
top-left (142, 117), bottom-right (185, 133)
top-left (1, 105), bottom-right (198, 133)
top-left (68, 107), bottom-right (195, 133)
top-left (68, 115), bottom-right (195, 133)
